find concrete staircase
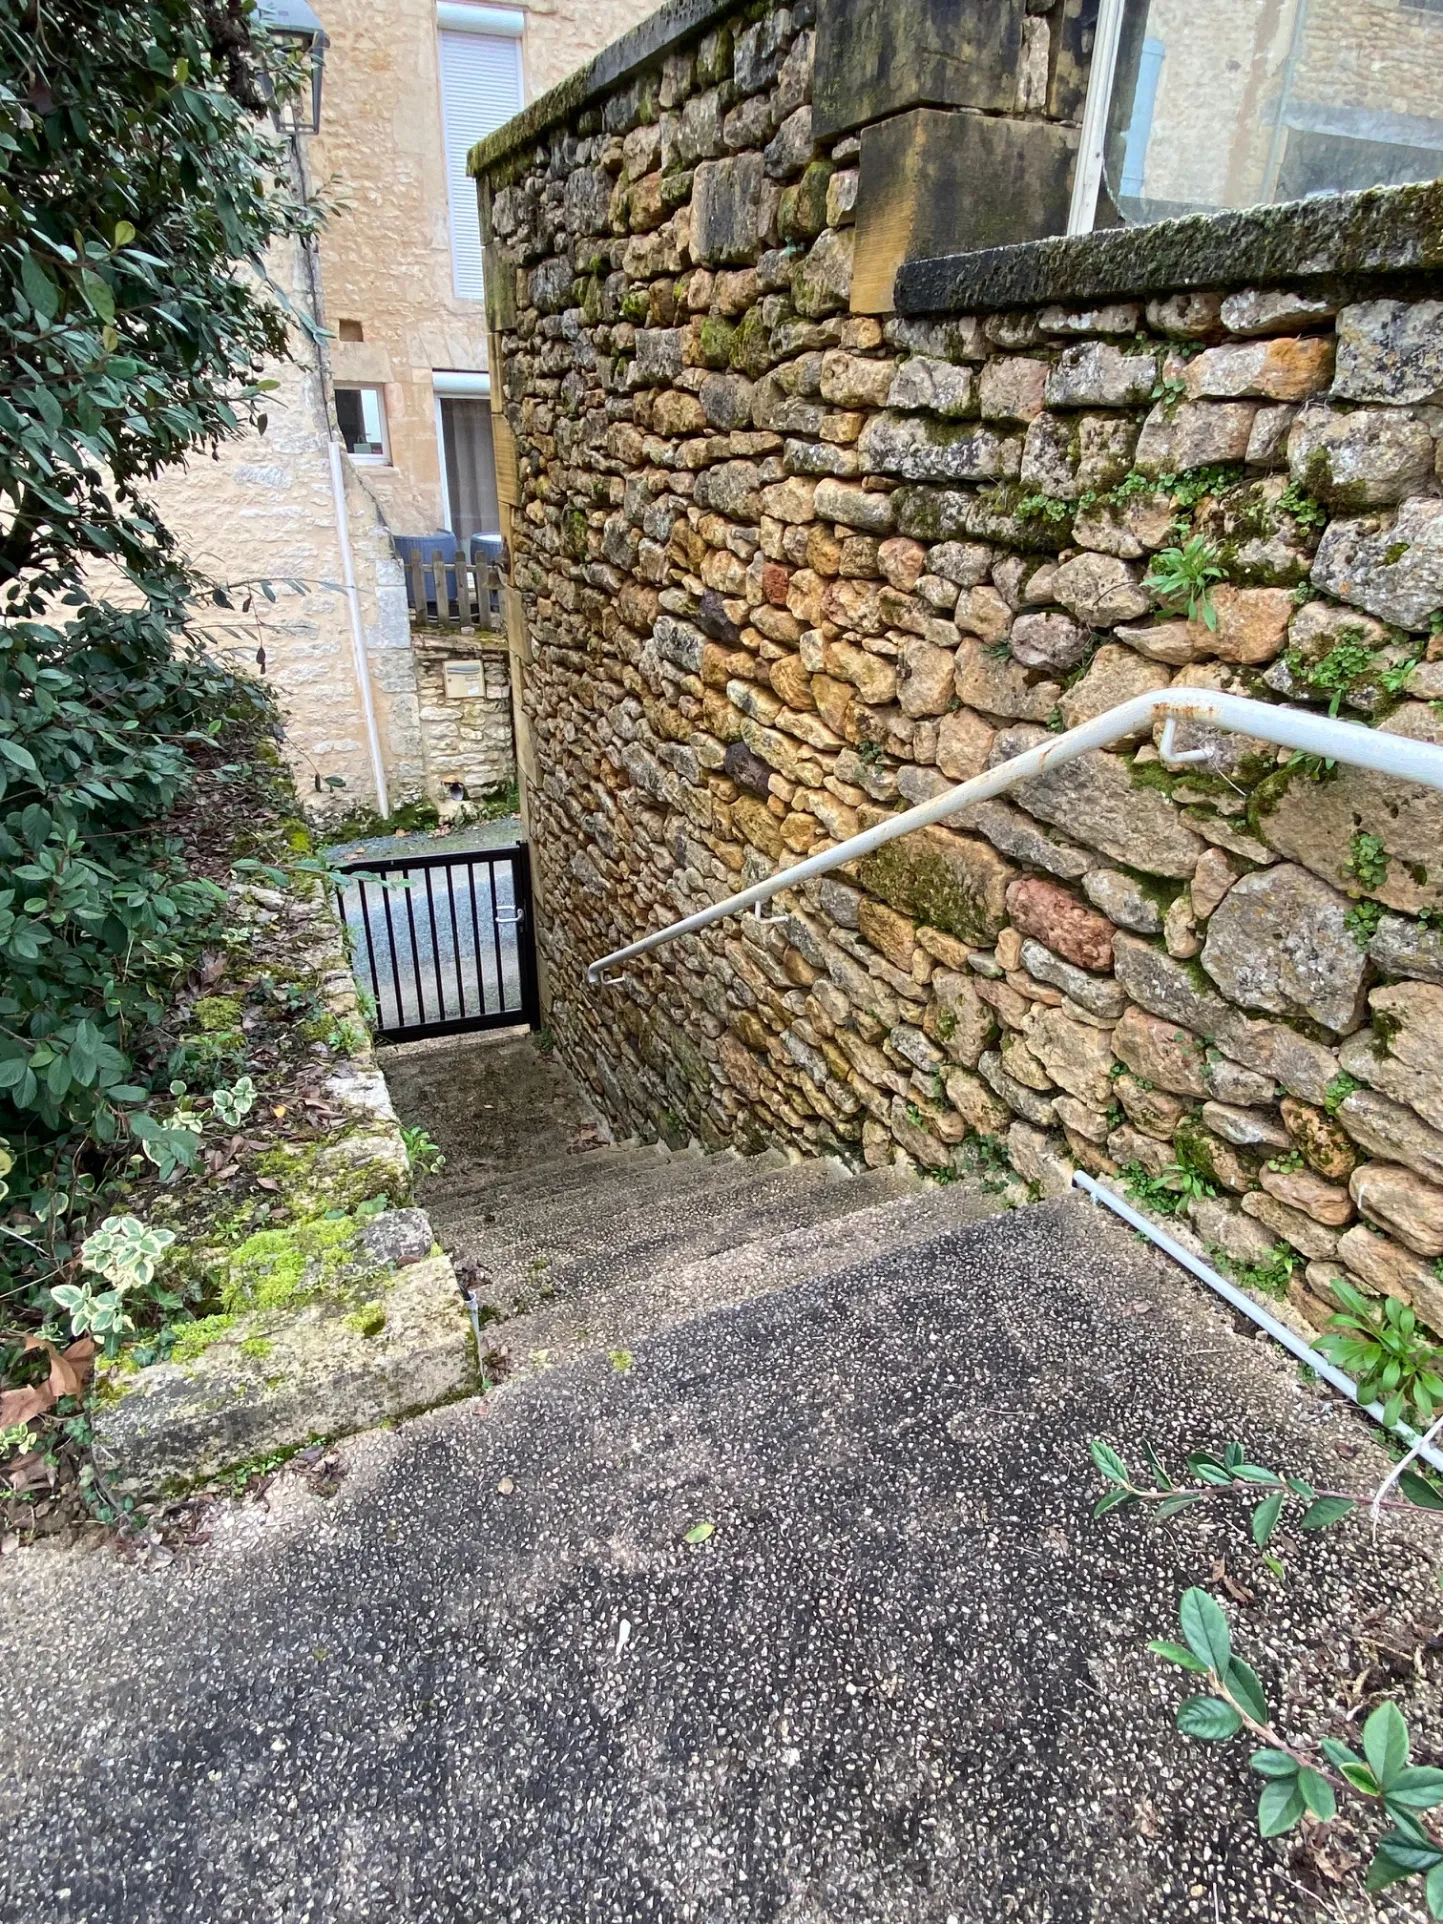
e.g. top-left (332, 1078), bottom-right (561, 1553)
top-left (426, 1135), bottom-right (1012, 1376)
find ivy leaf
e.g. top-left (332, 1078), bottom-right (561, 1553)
top-left (1251, 1490), bottom-right (1284, 1547)
top-left (1178, 1586), bottom-right (1232, 1674)
top-left (1177, 1696), bottom-right (1242, 1741)
top-left (1257, 1778), bottom-right (1307, 1837)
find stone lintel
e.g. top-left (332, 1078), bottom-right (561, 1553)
top-left (895, 179), bottom-right (1443, 317)
top-left (811, 0), bottom-right (1027, 140)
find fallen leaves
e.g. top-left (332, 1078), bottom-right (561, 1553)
top-left (0, 1334), bottom-right (95, 1428)
top-left (683, 1521), bottom-right (715, 1546)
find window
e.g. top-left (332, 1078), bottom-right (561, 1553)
top-left (335, 384), bottom-right (389, 461)
top-left (439, 396), bottom-right (500, 543)
top-left (437, 11), bottom-right (524, 301)
top-left (1082, 0), bottom-right (1443, 230)
top-left (337, 318), bottom-right (364, 342)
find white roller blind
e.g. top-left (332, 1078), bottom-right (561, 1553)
top-left (438, 29), bottom-right (523, 301)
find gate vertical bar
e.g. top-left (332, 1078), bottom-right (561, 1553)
top-left (514, 844), bottom-right (541, 1028)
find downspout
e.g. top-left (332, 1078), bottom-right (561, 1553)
top-left (328, 438), bottom-right (390, 819)
top-left (287, 125), bottom-right (391, 819)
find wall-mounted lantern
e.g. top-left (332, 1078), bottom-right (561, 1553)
top-left (256, 0), bottom-right (329, 134)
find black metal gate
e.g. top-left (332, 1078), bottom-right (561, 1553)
top-left (335, 843), bottom-right (540, 1042)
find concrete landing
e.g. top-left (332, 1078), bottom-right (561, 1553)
top-left (2, 1201), bottom-right (1434, 1924)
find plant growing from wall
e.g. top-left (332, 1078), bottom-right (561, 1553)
top-left (0, 2), bottom-right (317, 1311)
top-left (1144, 537), bottom-right (1224, 631)
top-left (1315, 1281), bottom-right (1443, 1430)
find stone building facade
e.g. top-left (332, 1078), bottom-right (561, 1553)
top-left (150, 0), bottom-right (658, 821)
top-left (471, 0), bottom-right (1443, 1346)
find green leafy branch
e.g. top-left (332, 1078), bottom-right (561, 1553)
top-left (1152, 1588), bottom-right (1443, 1911)
top-left (1090, 1436), bottom-right (1443, 1553)
top-left (1144, 537), bottom-right (1224, 631)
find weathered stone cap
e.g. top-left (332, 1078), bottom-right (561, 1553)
top-left (467, 0), bottom-right (733, 179)
top-left (896, 179), bottom-right (1443, 317)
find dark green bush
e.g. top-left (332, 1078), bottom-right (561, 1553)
top-left (0, 0), bottom-right (314, 1299)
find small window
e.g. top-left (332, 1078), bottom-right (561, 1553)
top-left (439, 396), bottom-right (500, 541)
top-left (337, 318), bottom-right (364, 342)
top-left (1401, 0), bottom-right (1443, 14)
top-left (335, 384), bottom-right (388, 461)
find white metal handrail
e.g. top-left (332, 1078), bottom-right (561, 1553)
top-left (586, 688), bottom-right (1443, 984)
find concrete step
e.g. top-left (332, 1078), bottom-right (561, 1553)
top-left (444, 1151), bottom-right (844, 1284)
top-left (423, 1142), bottom-right (660, 1221)
top-left (483, 1170), bottom-right (1006, 1374)
top-left (426, 1142), bottom-right (756, 1236)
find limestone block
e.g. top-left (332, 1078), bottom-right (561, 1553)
top-left (812, 0), bottom-right (1026, 137)
top-left (1259, 1165), bottom-right (1353, 1226)
top-left (1000, 735), bottom-right (1204, 877)
top-left (1286, 404), bottom-right (1434, 509)
top-left (857, 822), bottom-right (1014, 945)
top-left (1019, 939), bottom-right (1127, 1020)
top-left (878, 537), bottom-right (927, 591)
top-left (1279, 1096), bottom-right (1357, 1181)
top-left (1311, 498), bottom-right (1443, 631)
top-left (691, 154), bottom-right (767, 266)
top-left (1116, 1073), bottom-right (1187, 1140)
top-left (1000, 1028), bottom-right (1053, 1092)
top-left (858, 411), bottom-right (1020, 484)
top-left (1338, 1088), bottom-right (1443, 1188)
top-left (764, 106), bottom-right (817, 180)
top-left (1241, 1191), bottom-right (1339, 1262)
top-left (1005, 876), bottom-right (1113, 971)
top-left (1340, 981), bottom-right (1443, 1132)
top-left (952, 798), bottom-right (1092, 881)
top-left (1020, 413), bottom-right (1080, 500)
top-left (1108, 1122), bottom-right (1175, 1177)
top-left (1338, 1224), bottom-right (1443, 1321)
top-left (1007, 1121), bottom-right (1075, 1197)
top-left (1200, 863), bottom-right (1367, 1034)
top-left (979, 357), bottom-right (1049, 424)
top-left (1190, 1196), bottom-right (1283, 1267)
top-left (1082, 869), bottom-right (1165, 935)
top-left (979, 1048), bottom-right (1057, 1126)
top-left (888, 356), bottom-right (976, 418)
top-left (1220, 288), bottom-right (1336, 337)
top-left (1134, 401), bottom-right (1258, 475)
top-left (1010, 611), bottom-right (1090, 671)
top-left (850, 108), bottom-right (1077, 315)
top-left (944, 1064), bottom-right (1013, 1134)
top-left (1112, 1006), bottom-right (1208, 1098)
top-left (1333, 299), bottom-right (1443, 406)
top-left (1201, 1102), bottom-right (1290, 1153)
top-left (1183, 338), bottom-right (1334, 403)
top-left (1050, 552), bottom-right (1150, 628)
top-left (955, 638), bottom-right (1059, 723)
top-left (1368, 913), bottom-right (1443, 986)
top-left (93, 1255), bottom-right (474, 1496)
top-left (896, 636), bottom-right (957, 717)
top-left (1349, 1162), bottom-right (1443, 1257)
top-left (812, 477), bottom-right (895, 533)
top-left (1024, 1005), bottom-right (1115, 1107)
top-left (1045, 341), bottom-right (1159, 409)
top-left (1059, 645), bottom-right (1171, 730)
top-left (1255, 703), bottom-right (1443, 913)
top-left (793, 227), bottom-right (855, 318)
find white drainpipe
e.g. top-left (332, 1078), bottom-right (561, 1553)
top-left (328, 437), bottom-right (390, 820)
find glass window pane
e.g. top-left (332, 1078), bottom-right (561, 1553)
top-left (441, 397), bottom-right (500, 544)
top-left (336, 386), bottom-right (386, 458)
top-left (1103, 0), bottom-right (1443, 225)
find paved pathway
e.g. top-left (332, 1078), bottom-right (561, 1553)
top-left (2, 1201), bottom-right (1435, 1923)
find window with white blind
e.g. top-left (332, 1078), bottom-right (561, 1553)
top-left (437, 14), bottom-right (524, 302)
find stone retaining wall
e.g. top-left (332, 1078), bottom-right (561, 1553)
top-left (474, 0), bottom-right (1443, 1340)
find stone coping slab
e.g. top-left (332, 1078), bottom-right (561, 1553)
top-left (896, 179), bottom-right (1443, 317)
top-left (92, 1242), bottom-right (476, 1495)
top-left (467, 0), bottom-right (734, 179)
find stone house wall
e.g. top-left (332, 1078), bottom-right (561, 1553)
top-left (474, 0), bottom-right (1443, 1345)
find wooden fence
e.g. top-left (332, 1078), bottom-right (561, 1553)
top-left (404, 553), bottom-right (506, 634)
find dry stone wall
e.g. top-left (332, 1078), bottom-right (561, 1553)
top-left (478, 4), bottom-right (1443, 1342)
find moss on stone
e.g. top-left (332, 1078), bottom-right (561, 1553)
top-left (562, 508), bottom-right (589, 560)
top-left (729, 307), bottom-right (773, 379)
top-left (778, 162), bottom-right (832, 244)
top-left (239, 1335), bottom-right (274, 1361)
top-left (697, 313), bottom-right (735, 368)
top-left (345, 1301), bottom-right (387, 1339)
top-left (170, 1314), bottom-right (236, 1365)
top-left (192, 995), bottom-right (244, 1033)
top-left (858, 840), bottom-right (996, 946)
top-left (221, 1213), bottom-right (362, 1315)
